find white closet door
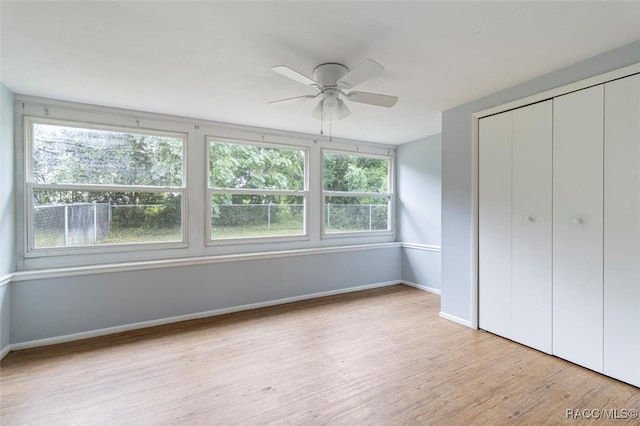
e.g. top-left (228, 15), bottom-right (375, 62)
top-left (511, 100), bottom-right (553, 354)
top-left (479, 112), bottom-right (512, 340)
top-left (553, 85), bottom-right (604, 372)
top-left (604, 73), bottom-right (640, 387)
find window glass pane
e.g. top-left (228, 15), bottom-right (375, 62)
top-left (211, 194), bottom-right (304, 239)
top-left (323, 153), bottom-right (389, 192)
top-left (33, 123), bottom-right (183, 186)
top-left (325, 196), bottom-right (388, 233)
top-left (209, 142), bottom-right (304, 190)
top-left (33, 189), bottom-right (182, 248)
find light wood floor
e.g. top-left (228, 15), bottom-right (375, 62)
top-left (1, 285), bottom-right (639, 425)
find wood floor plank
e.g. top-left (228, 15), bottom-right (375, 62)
top-left (1, 285), bottom-right (638, 425)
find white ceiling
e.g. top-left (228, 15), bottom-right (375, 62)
top-left (1, 1), bottom-right (639, 145)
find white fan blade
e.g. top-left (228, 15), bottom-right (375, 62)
top-left (346, 91), bottom-right (398, 108)
top-left (268, 94), bottom-right (318, 104)
top-left (337, 99), bottom-right (351, 119)
top-left (271, 65), bottom-right (320, 87)
top-left (337, 59), bottom-right (385, 89)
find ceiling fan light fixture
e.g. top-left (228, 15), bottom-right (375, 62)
top-left (312, 100), bottom-right (324, 120)
top-left (323, 89), bottom-right (339, 114)
top-left (337, 99), bottom-right (351, 119)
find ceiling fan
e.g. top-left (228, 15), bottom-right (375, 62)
top-left (269, 59), bottom-right (398, 121)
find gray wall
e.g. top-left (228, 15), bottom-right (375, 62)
top-left (441, 40), bottom-right (640, 323)
top-left (397, 134), bottom-right (441, 291)
top-left (11, 246), bottom-right (401, 344)
top-left (397, 134), bottom-right (441, 245)
top-left (401, 247), bottom-right (440, 291)
top-left (0, 82), bottom-right (14, 353)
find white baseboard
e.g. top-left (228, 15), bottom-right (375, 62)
top-left (401, 280), bottom-right (441, 295)
top-left (0, 344), bottom-right (10, 360)
top-left (439, 311), bottom-right (474, 329)
top-left (9, 280), bottom-right (400, 352)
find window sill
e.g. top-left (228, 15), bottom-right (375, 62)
top-left (14, 242), bottom-right (402, 281)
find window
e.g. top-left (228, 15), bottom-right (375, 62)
top-left (19, 97), bottom-right (396, 268)
top-left (27, 119), bottom-right (186, 251)
top-left (322, 150), bottom-right (392, 235)
top-left (208, 139), bottom-right (307, 242)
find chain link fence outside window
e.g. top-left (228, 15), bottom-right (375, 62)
top-left (325, 203), bottom-right (388, 232)
top-left (33, 203), bottom-right (182, 248)
top-left (34, 203), bottom-right (111, 247)
top-left (35, 202), bottom-right (388, 247)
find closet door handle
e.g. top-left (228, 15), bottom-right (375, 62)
top-left (573, 218), bottom-right (584, 225)
top-left (524, 216), bottom-right (534, 223)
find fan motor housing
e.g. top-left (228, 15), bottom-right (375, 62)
top-left (313, 63), bottom-right (349, 87)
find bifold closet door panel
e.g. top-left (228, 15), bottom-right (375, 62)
top-left (604, 73), bottom-right (640, 387)
top-left (553, 85), bottom-right (604, 373)
top-left (511, 100), bottom-right (553, 354)
top-left (479, 112), bottom-right (512, 339)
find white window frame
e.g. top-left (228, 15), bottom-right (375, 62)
top-left (16, 95), bottom-right (397, 270)
top-left (24, 116), bottom-right (188, 257)
top-left (206, 136), bottom-right (309, 245)
top-left (321, 148), bottom-right (394, 239)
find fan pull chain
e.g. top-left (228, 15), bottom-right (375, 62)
top-left (329, 114), bottom-right (333, 142)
